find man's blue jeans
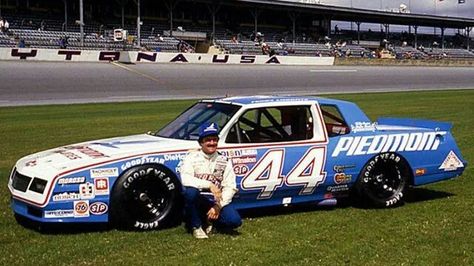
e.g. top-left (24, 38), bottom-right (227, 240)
top-left (183, 187), bottom-right (242, 230)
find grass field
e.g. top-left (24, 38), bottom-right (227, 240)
top-left (1, 90), bottom-right (473, 265)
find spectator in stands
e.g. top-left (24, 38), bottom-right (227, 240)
top-left (4, 19), bottom-right (10, 33)
top-left (334, 25), bottom-right (339, 34)
top-left (261, 43), bottom-right (270, 55)
top-left (59, 36), bottom-right (68, 49)
top-left (0, 18), bottom-right (9, 33)
top-left (178, 40), bottom-right (186, 52)
top-left (18, 38), bottom-right (26, 48)
top-left (40, 20), bottom-right (46, 31)
top-left (155, 34), bottom-right (164, 42)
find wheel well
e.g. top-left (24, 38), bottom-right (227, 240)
top-left (394, 153), bottom-right (414, 186)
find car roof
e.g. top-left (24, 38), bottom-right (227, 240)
top-left (203, 95), bottom-right (352, 106)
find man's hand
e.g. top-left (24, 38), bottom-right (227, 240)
top-left (209, 184), bottom-right (222, 202)
top-left (207, 205), bottom-right (221, 220)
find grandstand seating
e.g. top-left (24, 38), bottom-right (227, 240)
top-left (423, 48), bottom-right (474, 59)
top-left (393, 46), bottom-right (428, 59)
top-left (0, 8), bottom-right (472, 59)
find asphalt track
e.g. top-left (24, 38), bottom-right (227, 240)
top-left (0, 61), bottom-right (473, 106)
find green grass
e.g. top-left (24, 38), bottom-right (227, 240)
top-left (1, 90), bottom-right (473, 265)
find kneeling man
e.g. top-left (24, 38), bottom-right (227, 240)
top-left (180, 122), bottom-right (242, 239)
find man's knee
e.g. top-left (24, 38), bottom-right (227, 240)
top-left (219, 206), bottom-right (242, 229)
top-left (227, 215), bottom-right (242, 229)
top-left (183, 187), bottom-right (200, 202)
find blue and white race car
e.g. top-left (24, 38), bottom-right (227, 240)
top-left (8, 96), bottom-right (467, 230)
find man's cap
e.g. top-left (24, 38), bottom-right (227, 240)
top-left (199, 122), bottom-right (219, 140)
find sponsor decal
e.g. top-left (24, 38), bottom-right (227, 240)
top-left (333, 164), bottom-right (355, 173)
top-left (233, 164), bottom-right (249, 176)
top-left (439, 151), bottom-right (464, 171)
top-left (332, 131), bottom-right (447, 157)
top-left (221, 149), bottom-right (257, 158)
top-left (121, 157), bottom-right (167, 171)
top-left (58, 176), bottom-right (86, 185)
top-left (74, 200), bottom-right (90, 217)
top-left (64, 145), bottom-right (108, 159)
top-left (90, 167), bottom-right (118, 178)
top-left (164, 154), bottom-right (186, 161)
top-left (351, 122), bottom-right (377, 133)
top-left (327, 184), bottom-right (349, 192)
top-left (52, 192), bottom-right (81, 201)
top-left (56, 150), bottom-right (81, 160)
top-left (94, 177), bottom-right (109, 196)
top-left (324, 193), bottom-right (334, 199)
top-left (415, 168), bottom-right (426, 176)
top-left (232, 156), bottom-right (257, 164)
top-left (282, 197), bottom-right (292, 205)
top-left (25, 159), bottom-right (37, 167)
top-left (44, 209), bottom-right (74, 218)
top-left (79, 182), bottom-right (95, 199)
top-left (89, 202), bottom-right (108, 215)
top-left (334, 173), bottom-right (352, 184)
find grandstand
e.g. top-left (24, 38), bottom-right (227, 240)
top-left (0, 0), bottom-right (473, 59)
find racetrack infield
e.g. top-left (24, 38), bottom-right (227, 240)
top-left (1, 89), bottom-right (473, 265)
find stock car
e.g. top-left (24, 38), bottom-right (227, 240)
top-left (8, 95), bottom-right (467, 230)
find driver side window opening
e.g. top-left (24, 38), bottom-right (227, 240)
top-left (320, 105), bottom-right (350, 137)
top-left (226, 106), bottom-right (314, 144)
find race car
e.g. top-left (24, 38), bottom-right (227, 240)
top-left (8, 95), bottom-right (467, 230)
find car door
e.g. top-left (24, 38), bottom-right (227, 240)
top-left (222, 103), bottom-right (329, 208)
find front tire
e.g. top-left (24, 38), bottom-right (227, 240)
top-left (110, 165), bottom-right (182, 230)
top-left (355, 153), bottom-right (410, 208)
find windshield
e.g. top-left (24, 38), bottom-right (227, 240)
top-left (156, 102), bottom-right (241, 140)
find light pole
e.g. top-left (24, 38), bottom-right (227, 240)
top-left (136, 0), bottom-right (141, 48)
top-left (79, 0), bottom-right (84, 47)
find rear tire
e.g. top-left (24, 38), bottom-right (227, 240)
top-left (355, 153), bottom-right (409, 208)
top-left (110, 165), bottom-right (182, 230)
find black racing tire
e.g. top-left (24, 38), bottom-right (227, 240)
top-left (110, 164), bottom-right (183, 230)
top-left (355, 153), bottom-right (410, 208)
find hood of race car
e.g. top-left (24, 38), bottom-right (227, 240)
top-left (15, 134), bottom-right (195, 179)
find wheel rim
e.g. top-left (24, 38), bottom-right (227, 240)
top-left (122, 174), bottom-right (174, 223)
top-left (364, 160), bottom-right (403, 201)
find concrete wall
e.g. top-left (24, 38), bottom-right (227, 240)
top-left (0, 48), bottom-right (335, 66)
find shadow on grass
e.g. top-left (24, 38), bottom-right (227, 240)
top-left (404, 187), bottom-right (454, 204)
top-left (14, 214), bottom-right (111, 235)
top-left (343, 187), bottom-right (454, 209)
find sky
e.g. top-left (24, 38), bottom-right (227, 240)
top-left (323, 0), bottom-right (474, 18)
top-left (286, 0), bottom-right (474, 34)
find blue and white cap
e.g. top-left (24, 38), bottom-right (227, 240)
top-left (198, 122), bottom-right (219, 140)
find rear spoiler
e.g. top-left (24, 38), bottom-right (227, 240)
top-left (376, 117), bottom-right (452, 131)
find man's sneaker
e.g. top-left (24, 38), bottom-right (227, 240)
top-left (192, 227), bottom-right (208, 239)
top-left (205, 224), bottom-right (213, 235)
